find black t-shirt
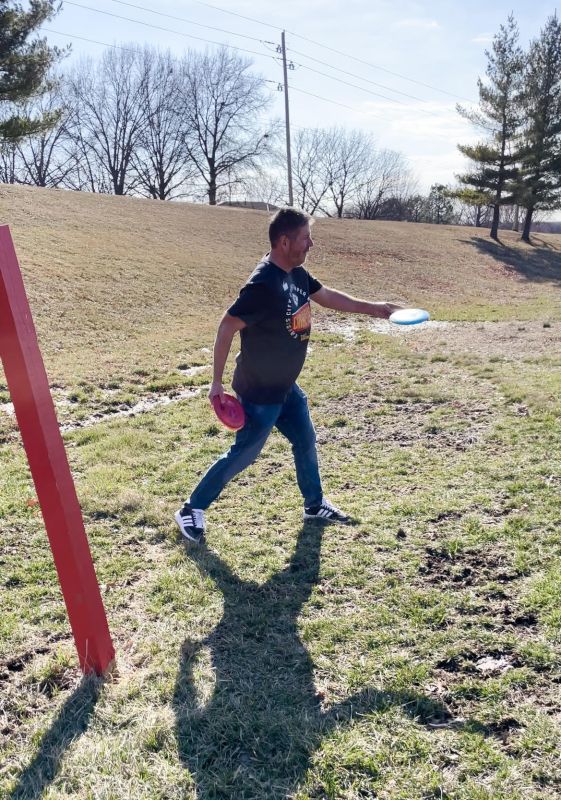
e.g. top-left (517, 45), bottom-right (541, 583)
top-left (228, 258), bottom-right (322, 403)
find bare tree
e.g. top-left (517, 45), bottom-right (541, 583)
top-left (0, 139), bottom-right (21, 183)
top-left (15, 77), bottom-right (76, 187)
top-left (352, 149), bottom-right (413, 220)
top-left (178, 47), bottom-right (273, 205)
top-left (62, 98), bottom-right (112, 193)
top-left (131, 48), bottom-right (195, 200)
top-left (228, 167), bottom-right (285, 207)
top-left (292, 128), bottom-right (332, 213)
top-left (66, 47), bottom-right (147, 195)
top-left (319, 128), bottom-right (372, 217)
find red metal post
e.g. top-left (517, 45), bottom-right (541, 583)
top-left (0, 225), bottom-right (115, 674)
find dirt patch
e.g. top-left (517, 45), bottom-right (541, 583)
top-left (369, 400), bottom-right (492, 451)
top-left (435, 649), bottom-right (522, 675)
top-left (319, 318), bottom-right (561, 360)
top-left (419, 546), bottom-right (521, 589)
top-left (410, 320), bottom-right (561, 360)
top-left (318, 395), bottom-right (497, 452)
top-left (0, 635), bottom-right (77, 741)
top-left (0, 634), bottom-right (71, 683)
top-left (0, 401), bottom-right (14, 417)
top-left (483, 717), bottom-right (523, 741)
top-left (500, 608), bottom-right (539, 628)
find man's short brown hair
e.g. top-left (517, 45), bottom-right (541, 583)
top-left (269, 207), bottom-right (311, 247)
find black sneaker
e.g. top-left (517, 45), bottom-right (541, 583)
top-left (304, 499), bottom-right (349, 523)
top-left (175, 504), bottom-right (205, 543)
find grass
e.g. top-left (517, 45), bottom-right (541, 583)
top-left (1, 185), bottom-right (561, 798)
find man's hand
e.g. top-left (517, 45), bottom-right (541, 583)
top-left (209, 380), bottom-right (225, 404)
top-left (379, 302), bottom-right (403, 319)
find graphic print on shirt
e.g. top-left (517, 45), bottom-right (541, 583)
top-left (284, 283), bottom-right (311, 340)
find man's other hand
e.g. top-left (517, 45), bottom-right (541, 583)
top-left (380, 302), bottom-right (403, 318)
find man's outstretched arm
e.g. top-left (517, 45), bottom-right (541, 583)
top-left (208, 312), bottom-right (246, 402)
top-left (310, 286), bottom-right (401, 319)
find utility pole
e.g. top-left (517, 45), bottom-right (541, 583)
top-left (280, 31), bottom-right (294, 206)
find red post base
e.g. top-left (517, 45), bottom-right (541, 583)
top-left (0, 225), bottom-right (114, 674)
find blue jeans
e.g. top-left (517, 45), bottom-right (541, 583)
top-left (189, 384), bottom-right (323, 510)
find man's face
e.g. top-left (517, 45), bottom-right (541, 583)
top-left (285, 223), bottom-right (314, 267)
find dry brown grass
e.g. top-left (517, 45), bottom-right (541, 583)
top-left (1, 183), bottom-right (560, 391)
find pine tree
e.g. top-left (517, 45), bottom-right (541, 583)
top-left (453, 187), bottom-right (492, 227)
top-left (0, 1), bottom-right (65, 142)
top-left (516, 14), bottom-right (561, 243)
top-left (427, 183), bottom-right (454, 224)
top-left (456, 15), bottom-right (524, 240)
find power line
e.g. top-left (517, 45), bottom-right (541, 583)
top-left (44, 29), bottom-right (466, 142)
top-left (264, 79), bottom-right (387, 122)
top-left (287, 47), bottom-right (434, 106)
top-left (74, 0), bottom-right (472, 114)
top-left (62, 1), bottom-right (446, 118)
top-left (286, 32), bottom-right (473, 103)
top-left (105, 0), bottom-right (274, 46)
top-left (46, 28), bottom-right (368, 125)
top-left (44, 28), bottom-right (139, 53)
top-left (104, 0), bottom-right (471, 104)
top-left (272, 51), bottom-right (441, 113)
top-left (185, 0), bottom-right (284, 32)
top-left (44, 24), bottom-right (398, 127)
top-left (284, 87), bottom-right (452, 133)
top-left (288, 86), bottom-right (386, 120)
top-left (275, 83), bottom-right (470, 140)
top-left (108, 0), bottom-right (388, 105)
top-left (114, 0), bottom-right (466, 111)
top-left (291, 60), bottom-right (444, 117)
top-left (62, 1), bottom-right (277, 61)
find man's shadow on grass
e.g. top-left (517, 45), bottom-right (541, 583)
top-left (9, 676), bottom-right (101, 800)
top-left (466, 235), bottom-right (561, 284)
top-left (173, 521), bottom-right (451, 799)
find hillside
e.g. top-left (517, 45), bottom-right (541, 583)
top-left (0, 184), bottom-right (560, 394)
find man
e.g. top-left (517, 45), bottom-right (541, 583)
top-left (175, 208), bottom-right (401, 543)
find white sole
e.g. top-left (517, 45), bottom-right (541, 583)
top-left (303, 512), bottom-right (348, 523)
top-left (174, 510), bottom-right (204, 542)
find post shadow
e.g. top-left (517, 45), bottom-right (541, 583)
top-left (173, 522), bottom-right (452, 798)
top-left (9, 676), bottom-right (102, 800)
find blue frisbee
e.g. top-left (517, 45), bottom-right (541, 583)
top-left (389, 308), bottom-right (430, 326)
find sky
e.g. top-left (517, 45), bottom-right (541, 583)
top-left (41, 0), bottom-right (558, 195)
